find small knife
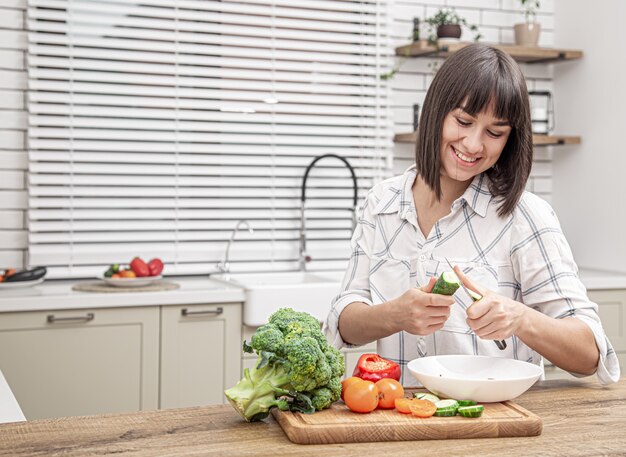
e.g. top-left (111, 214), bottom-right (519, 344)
top-left (444, 257), bottom-right (507, 351)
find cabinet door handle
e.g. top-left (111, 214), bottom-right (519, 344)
top-left (47, 313), bottom-right (95, 324)
top-left (181, 307), bottom-right (223, 317)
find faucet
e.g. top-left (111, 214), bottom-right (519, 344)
top-left (299, 154), bottom-right (358, 271)
top-left (216, 219), bottom-right (254, 276)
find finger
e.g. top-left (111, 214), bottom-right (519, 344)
top-left (427, 294), bottom-right (455, 306)
top-left (467, 315), bottom-right (496, 335)
top-left (419, 276), bottom-right (437, 293)
top-left (466, 299), bottom-right (491, 320)
top-left (453, 265), bottom-right (486, 297)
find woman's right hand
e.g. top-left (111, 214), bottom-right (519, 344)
top-left (389, 277), bottom-right (455, 336)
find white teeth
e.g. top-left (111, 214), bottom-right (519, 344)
top-left (453, 147), bottom-right (478, 163)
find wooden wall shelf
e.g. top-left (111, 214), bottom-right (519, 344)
top-left (395, 41), bottom-right (583, 64)
top-left (394, 132), bottom-right (581, 147)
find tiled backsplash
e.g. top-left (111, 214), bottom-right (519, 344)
top-left (0, 0), bottom-right (557, 269)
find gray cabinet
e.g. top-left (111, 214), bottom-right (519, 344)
top-left (160, 303), bottom-right (242, 408)
top-left (0, 307), bottom-right (160, 420)
top-left (0, 302), bottom-right (243, 420)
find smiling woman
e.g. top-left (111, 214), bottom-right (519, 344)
top-left (324, 44), bottom-right (620, 387)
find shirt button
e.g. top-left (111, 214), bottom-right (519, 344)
top-left (419, 254), bottom-right (426, 262)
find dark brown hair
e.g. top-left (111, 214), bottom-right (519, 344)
top-left (415, 43), bottom-right (533, 216)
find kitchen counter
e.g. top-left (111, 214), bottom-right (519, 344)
top-left (0, 378), bottom-right (624, 456)
top-left (0, 268), bottom-right (625, 313)
top-left (0, 276), bottom-right (245, 313)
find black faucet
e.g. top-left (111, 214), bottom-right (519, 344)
top-left (299, 154), bottom-right (358, 271)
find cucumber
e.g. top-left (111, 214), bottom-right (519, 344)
top-left (433, 399), bottom-right (459, 417)
top-left (457, 405), bottom-right (484, 418)
top-left (467, 289), bottom-right (482, 301)
top-left (413, 392), bottom-right (440, 403)
top-left (457, 399), bottom-right (477, 407)
top-left (431, 271), bottom-right (461, 295)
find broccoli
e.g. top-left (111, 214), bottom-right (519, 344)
top-left (225, 307), bottom-right (345, 422)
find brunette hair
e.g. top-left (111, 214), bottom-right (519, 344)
top-left (415, 43), bottom-right (533, 216)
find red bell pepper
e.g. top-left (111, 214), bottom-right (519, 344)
top-left (352, 353), bottom-right (401, 382)
top-left (130, 257), bottom-right (150, 277)
top-left (148, 258), bottom-right (164, 276)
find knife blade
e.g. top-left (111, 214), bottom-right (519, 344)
top-left (444, 257), bottom-right (507, 351)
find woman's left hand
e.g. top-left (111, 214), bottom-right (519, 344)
top-left (453, 266), bottom-right (527, 341)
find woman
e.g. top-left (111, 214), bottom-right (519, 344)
top-left (323, 44), bottom-right (619, 385)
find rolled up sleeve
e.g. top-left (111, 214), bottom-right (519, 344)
top-left (511, 194), bottom-right (620, 384)
top-left (323, 191), bottom-right (377, 349)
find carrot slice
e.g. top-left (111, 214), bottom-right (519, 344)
top-left (394, 398), bottom-right (414, 414)
top-left (409, 399), bottom-right (437, 418)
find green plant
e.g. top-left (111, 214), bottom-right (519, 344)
top-left (519, 0), bottom-right (540, 23)
top-left (424, 8), bottom-right (482, 45)
top-left (379, 8), bottom-right (481, 81)
top-left (224, 307), bottom-right (344, 422)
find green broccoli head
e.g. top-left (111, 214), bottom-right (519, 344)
top-left (250, 323), bottom-right (284, 356)
top-left (225, 307), bottom-right (346, 421)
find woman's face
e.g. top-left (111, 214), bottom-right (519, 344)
top-left (440, 104), bottom-right (512, 184)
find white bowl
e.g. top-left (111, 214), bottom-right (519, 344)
top-left (407, 355), bottom-right (543, 403)
top-left (98, 275), bottom-right (162, 288)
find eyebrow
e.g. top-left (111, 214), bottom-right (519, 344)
top-left (457, 107), bottom-right (511, 127)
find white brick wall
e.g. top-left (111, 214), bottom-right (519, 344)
top-left (390, 0), bottom-right (556, 204)
top-left (0, 1), bottom-right (27, 269)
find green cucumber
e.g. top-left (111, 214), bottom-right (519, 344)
top-left (457, 399), bottom-right (477, 407)
top-left (433, 399), bottom-right (459, 417)
top-left (432, 271), bottom-right (461, 295)
top-left (413, 392), bottom-right (440, 403)
top-left (457, 405), bottom-right (484, 418)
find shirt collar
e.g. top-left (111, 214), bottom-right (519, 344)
top-left (372, 165), bottom-right (417, 218)
top-left (372, 166), bottom-right (491, 218)
top-left (457, 173), bottom-right (492, 218)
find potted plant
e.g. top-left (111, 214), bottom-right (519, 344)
top-left (514, 0), bottom-right (541, 47)
top-left (424, 8), bottom-right (482, 45)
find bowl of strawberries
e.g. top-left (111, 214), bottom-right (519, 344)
top-left (100, 257), bottom-right (164, 287)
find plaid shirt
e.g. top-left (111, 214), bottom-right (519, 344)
top-left (324, 166), bottom-right (620, 386)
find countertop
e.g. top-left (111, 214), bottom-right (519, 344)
top-left (0, 276), bottom-right (245, 313)
top-left (0, 378), bottom-right (624, 456)
top-left (0, 268), bottom-right (625, 314)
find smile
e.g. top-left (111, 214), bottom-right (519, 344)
top-left (452, 146), bottom-right (479, 163)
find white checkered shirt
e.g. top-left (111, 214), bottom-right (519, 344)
top-left (323, 165), bottom-right (620, 386)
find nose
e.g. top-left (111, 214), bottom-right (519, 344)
top-left (461, 127), bottom-right (484, 154)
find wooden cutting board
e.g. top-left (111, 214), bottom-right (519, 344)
top-left (272, 391), bottom-right (542, 444)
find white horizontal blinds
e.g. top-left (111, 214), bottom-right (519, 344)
top-left (27, 0), bottom-right (392, 278)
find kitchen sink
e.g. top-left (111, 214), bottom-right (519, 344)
top-left (210, 271), bottom-right (342, 326)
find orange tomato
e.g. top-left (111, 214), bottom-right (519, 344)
top-left (394, 398), bottom-right (414, 414)
top-left (409, 399), bottom-right (437, 418)
top-left (375, 378), bottom-right (404, 409)
top-left (5, 268), bottom-right (16, 277)
top-left (0, 275), bottom-right (4, 282)
top-left (341, 376), bottom-right (363, 401)
top-left (343, 379), bottom-right (378, 413)
top-left (120, 270), bottom-right (136, 278)
top-left (111, 273), bottom-right (121, 278)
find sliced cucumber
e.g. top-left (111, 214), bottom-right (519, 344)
top-left (413, 392), bottom-right (440, 403)
top-left (435, 399), bottom-right (459, 409)
top-left (432, 271), bottom-right (461, 296)
top-left (433, 399), bottom-right (459, 417)
top-left (457, 399), bottom-right (477, 407)
top-left (457, 404), bottom-right (484, 418)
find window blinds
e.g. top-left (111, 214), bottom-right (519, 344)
top-left (27, 0), bottom-right (392, 278)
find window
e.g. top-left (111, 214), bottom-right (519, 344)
top-left (27, 0), bottom-right (391, 278)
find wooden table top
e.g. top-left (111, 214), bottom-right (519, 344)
top-left (1, 378), bottom-right (625, 456)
